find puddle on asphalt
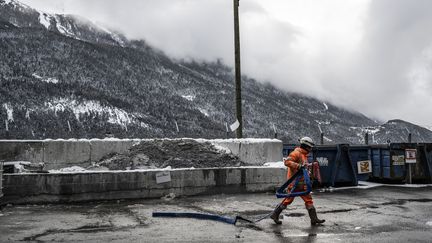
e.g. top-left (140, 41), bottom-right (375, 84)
top-left (21, 224), bottom-right (142, 241)
top-left (320, 208), bottom-right (355, 214)
top-left (284, 212), bottom-right (306, 217)
top-left (238, 223), bottom-right (265, 232)
top-left (381, 198), bottom-right (432, 206)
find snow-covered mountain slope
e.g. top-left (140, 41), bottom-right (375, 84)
top-left (0, 0), bottom-right (127, 46)
top-left (1, 0), bottom-right (431, 143)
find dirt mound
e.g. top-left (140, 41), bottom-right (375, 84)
top-left (90, 139), bottom-right (248, 170)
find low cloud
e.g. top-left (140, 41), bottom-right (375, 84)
top-left (20, 0), bottom-right (432, 126)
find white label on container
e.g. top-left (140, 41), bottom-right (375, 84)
top-left (392, 155), bottom-right (405, 166)
top-left (156, 171), bottom-right (171, 184)
top-left (357, 160), bottom-right (372, 174)
top-left (316, 157), bottom-right (329, 167)
top-left (230, 120), bottom-right (240, 132)
top-left (405, 149), bottom-right (417, 164)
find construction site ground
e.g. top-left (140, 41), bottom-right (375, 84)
top-left (1, 185), bottom-right (431, 242)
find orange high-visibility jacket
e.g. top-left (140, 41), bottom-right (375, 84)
top-left (284, 147), bottom-right (309, 184)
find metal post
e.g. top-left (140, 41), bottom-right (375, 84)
top-left (364, 133), bottom-right (369, 145)
top-left (408, 164), bottom-right (412, 184)
top-left (233, 0), bottom-right (242, 138)
top-left (320, 133), bottom-right (324, 145)
top-left (408, 133), bottom-right (412, 143)
top-left (225, 122), bottom-right (229, 138)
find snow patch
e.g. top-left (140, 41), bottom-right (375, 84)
top-left (140, 122), bottom-right (149, 129)
top-left (323, 102), bottom-right (328, 110)
top-left (156, 66), bottom-right (174, 75)
top-left (32, 73), bottom-right (59, 84)
top-left (37, 10), bottom-right (51, 29)
top-left (45, 77), bottom-right (59, 84)
top-left (2, 0), bottom-right (13, 5)
top-left (315, 120), bottom-right (330, 134)
top-left (349, 126), bottom-right (382, 143)
top-left (332, 181), bottom-right (432, 191)
top-left (210, 138), bottom-right (282, 144)
top-left (263, 161), bottom-right (285, 168)
top-left (96, 24), bottom-right (125, 46)
top-left (422, 125), bottom-right (432, 131)
top-left (44, 98), bottom-right (150, 129)
top-left (315, 120), bottom-right (330, 125)
top-left (32, 73), bottom-right (42, 79)
top-left (213, 144), bottom-right (232, 154)
top-left (107, 108), bottom-right (132, 128)
top-left (54, 15), bottom-right (74, 37)
top-left (426, 221), bottom-right (432, 226)
top-left (181, 95), bottom-right (195, 101)
top-left (3, 103), bottom-right (14, 122)
top-left (25, 110), bottom-right (30, 120)
top-left (198, 108), bottom-right (209, 117)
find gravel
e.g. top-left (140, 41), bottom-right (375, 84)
top-left (89, 139), bottom-right (249, 170)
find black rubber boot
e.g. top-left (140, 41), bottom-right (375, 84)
top-left (270, 204), bottom-right (286, 224)
top-left (307, 206), bottom-right (325, 225)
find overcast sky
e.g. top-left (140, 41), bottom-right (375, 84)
top-left (21, 0), bottom-right (432, 127)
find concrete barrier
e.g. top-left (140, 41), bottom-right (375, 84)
top-left (0, 138), bottom-right (283, 169)
top-left (211, 139), bottom-right (283, 165)
top-left (43, 140), bottom-right (91, 170)
top-left (89, 139), bottom-right (139, 162)
top-left (2, 167), bottom-right (286, 204)
top-left (0, 140), bottom-right (44, 163)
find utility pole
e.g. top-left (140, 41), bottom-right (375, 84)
top-left (233, 0), bottom-right (243, 138)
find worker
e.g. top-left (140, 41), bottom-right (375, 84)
top-left (270, 136), bottom-right (325, 225)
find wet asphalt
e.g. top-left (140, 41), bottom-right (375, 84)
top-left (0, 185), bottom-right (431, 242)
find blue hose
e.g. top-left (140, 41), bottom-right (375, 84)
top-left (152, 168), bottom-right (312, 224)
top-left (152, 212), bottom-right (253, 225)
top-left (275, 167), bottom-right (312, 198)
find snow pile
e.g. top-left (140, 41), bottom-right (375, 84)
top-left (49, 166), bottom-right (87, 173)
top-left (327, 181), bottom-right (432, 191)
top-left (263, 161), bottom-right (285, 168)
top-left (91, 139), bottom-right (248, 170)
top-left (212, 144), bottom-right (232, 154)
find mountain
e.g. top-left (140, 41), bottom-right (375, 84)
top-left (1, 0), bottom-right (431, 144)
top-left (0, 0), bottom-right (126, 46)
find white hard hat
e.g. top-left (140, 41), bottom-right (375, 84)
top-left (299, 137), bottom-right (315, 147)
